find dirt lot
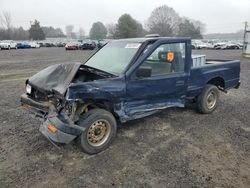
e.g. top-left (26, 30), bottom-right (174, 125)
top-left (0, 48), bottom-right (249, 188)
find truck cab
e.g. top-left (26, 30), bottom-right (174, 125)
top-left (21, 37), bottom-right (240, 154)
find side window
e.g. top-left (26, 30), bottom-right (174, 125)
top-left (138, 43), bottom-right (185, 77)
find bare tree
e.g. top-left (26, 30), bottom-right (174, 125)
top-left (65, 25), bottom-right (74, 38)
top-left (147, 5), bottom-right (181, 36)
top-left (0, 11), bottom-right (12, 29)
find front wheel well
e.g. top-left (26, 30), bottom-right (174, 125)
top-left (78, 100), bottom-right (118, 119)
top-left (207, 77), bottom-right (225, 89)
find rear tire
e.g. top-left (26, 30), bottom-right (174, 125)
top-left (197, 84), bottom-right (219, 114)
top-left (77, 109), bottom-right (117, 154)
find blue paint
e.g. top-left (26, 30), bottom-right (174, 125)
top-left (64, 37), bottom-right (240, 122)
top-left (21, 37), bottom-right (241, 146)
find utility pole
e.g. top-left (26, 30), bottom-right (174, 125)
top-left (243, 21), bottom-right (250, 58)
top-left (243, 21), bottom-right (248, 43)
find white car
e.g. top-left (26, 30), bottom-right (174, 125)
top-left (29, 42), bottom-right (40, 48)
top-left (214, 42), bottom-right (226, 49)
top-left (196, 42), bottom-right (207, 49)
top-left (221, 43), bottom-right (241, 50)
top-left (205, 43), bottom-right (215, 49)
top-left (0, 40), bottom-right (17, 50)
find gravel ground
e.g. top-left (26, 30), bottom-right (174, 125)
top-left (0, 48), bottom-right (249, 188)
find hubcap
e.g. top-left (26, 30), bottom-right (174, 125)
top-left (87, 119), bottom-right (111, 147)
top-left (206, 91), bottom-right (216, 109)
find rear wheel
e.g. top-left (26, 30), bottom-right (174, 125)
top-left (197, 84), bottom-right (219, 114)
top-left (77, 109), bottom-right (117, 154)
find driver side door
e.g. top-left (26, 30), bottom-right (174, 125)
top-left (124, 42), bottom-right (189, 118)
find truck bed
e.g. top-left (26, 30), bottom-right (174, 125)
top-left (187, 59), bottom-right (240, 98)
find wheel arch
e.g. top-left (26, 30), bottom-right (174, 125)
top-left (207, 76), bottom-right (225, 89)
top-left (78, 99), bottom-right (119, 120)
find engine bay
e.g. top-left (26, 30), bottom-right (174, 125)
top-left (72, 65), bottom-right (114, 83)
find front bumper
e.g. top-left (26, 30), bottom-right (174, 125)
top-left (21, 93), bottom-right (86, 144)
top-left (20, 93), bottom-right (49, 118)
top-left (40, 116), bottom-right (85, 144)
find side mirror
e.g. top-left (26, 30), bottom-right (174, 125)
top-left (136, 66), bottom-right (152, 78)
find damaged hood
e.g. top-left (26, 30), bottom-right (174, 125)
top-left (28, 63), bottom-right (81, 95)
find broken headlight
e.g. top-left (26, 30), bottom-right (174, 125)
top-left (26, 84), bottom-right (32, 94)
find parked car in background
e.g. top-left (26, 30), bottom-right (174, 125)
top-left (214, 42), bottom-right (226, 49)
top-left (16, 42), bottom-right (31, 49)
top-left (0, 40), bottom-right (17, 50)
top-left (37, 42), bottom-right (45, 47)
top-left (192, 40), bottom-right (209, 49)
top-left (206, 43), bottom-right (215, 49)
top-left (196, 42), bottom-right (208, 49)
top-left (237, 42), bottom-right (243, 48)
top-left (45, 42), bottom-right (55, 47)
top-left (79, 40), bottom-right (96, 50)
top-left (97, 40), bottom-right (107, 49)
top-left (29, 42), bottom-right (40, 48)
top-left (191, 44), bottom-right (196, 49)
top-left (55, 42), bottom-right (66, 47)
top-left (65, 42), bottom-right (80, 50)
top-left (221, 43), bottom-right (241, 50)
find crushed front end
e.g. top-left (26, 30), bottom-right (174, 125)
top-left (20, 62), bottom-right (117, 145)
top-left (20, 63), bottom-right (88, 144)
top-left (20, 88), bottom-right (86, 144)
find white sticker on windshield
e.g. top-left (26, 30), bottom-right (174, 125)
top-left (125, 43), bottom-right (141, 49)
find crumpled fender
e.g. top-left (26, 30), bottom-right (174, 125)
top-left (66, 83), bottom-right (115, 101)
top-left (65, 77), bottom-right (126, 102)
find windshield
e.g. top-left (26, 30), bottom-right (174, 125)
top-left (85, 41), bottom-right (141, 75)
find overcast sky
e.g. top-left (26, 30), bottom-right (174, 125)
top-left (0, 0), bottom-right (249, 34)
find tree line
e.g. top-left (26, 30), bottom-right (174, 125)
top-left (0, 12), bottom-right (65, 40)
top-left (103, 5), bottom-right (204, 39)
top-left (0, 5), bottom-right (204, 40)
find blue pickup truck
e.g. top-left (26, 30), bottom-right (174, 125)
top-left (21, 37), bottom-right (240, 154)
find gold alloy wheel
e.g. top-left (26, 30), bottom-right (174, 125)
top-left (206, 91), bottom-right (217, 109)
top-left (87, 119), bottom-right (111, 147)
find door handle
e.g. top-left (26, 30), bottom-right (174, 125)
top-left (176, 80), bottom-right (185, 86)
